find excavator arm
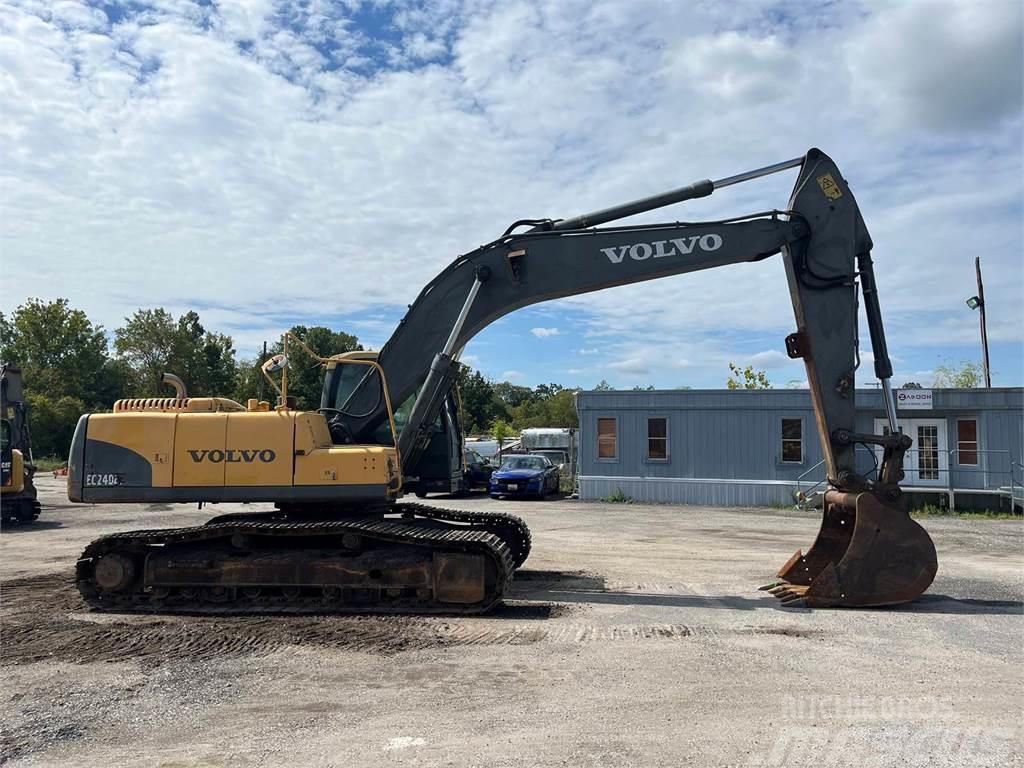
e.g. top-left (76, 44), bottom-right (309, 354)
top-left (334, 147), bottom-right (936, 607)
top-left (343, 151), bottom-right (867, 484)
top-left (387, 214), bottom-right (806, 470)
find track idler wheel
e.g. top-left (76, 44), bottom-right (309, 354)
top-left (93, 553), bottom-right (138, 593)
top-left (764, 490), bottom-right (937, 608)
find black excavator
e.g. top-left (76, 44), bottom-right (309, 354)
top-left (69, 148), bottom-right (937, 613)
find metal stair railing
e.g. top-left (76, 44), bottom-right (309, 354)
top-left (792, 449), bottom-right (1021, 513)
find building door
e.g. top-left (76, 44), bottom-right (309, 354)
top-left (874, 418), bottom-right (948, 487)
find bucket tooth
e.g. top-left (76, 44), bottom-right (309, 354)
top-left (777, 550), bottom-right (803, 579)
top-left (768, 492), bottom-right (937, 608)
top-left (758, 581), bottom-right (784, 591)
top-left (779, 584), bottom-right (808, 600)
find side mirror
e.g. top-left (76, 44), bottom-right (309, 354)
top-left (263, 354), bottom-right (288, 374)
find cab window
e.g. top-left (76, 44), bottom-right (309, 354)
top-left (327, 364), bottom-right (382, 413)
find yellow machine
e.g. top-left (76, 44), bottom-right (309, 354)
top-left (2, 365), bottom-right (41, 525)
top-left (2, 433), bottom-right (25, 493)
top-left (70, 341), bottom-right (527, 613)
top-left (69, 149), bottom-right (938, 614)
top-left (72, 352), bottom-right (402, 506)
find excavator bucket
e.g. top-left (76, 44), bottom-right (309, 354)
top-left (764, 491), bottom-right (937, 608)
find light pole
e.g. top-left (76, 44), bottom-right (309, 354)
top-left (965, 256), bottom-right (992, 388)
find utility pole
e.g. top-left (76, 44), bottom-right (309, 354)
top-left (975, 257), bottom-right (992, 388)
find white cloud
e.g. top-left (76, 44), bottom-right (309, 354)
top-left (403, 32), bottom-right (447, 62)
top-left (0, 0), bottom-right (1020, 389)
top-left (530, 327), bottom-right (561, 338)
top-left (747, 350), bottom-right (790, 368)
top-left (845, 0), bottom-right (1023, 132)
top-left (606, 357), bottom-right (649, 375)
top-left (501, 370), bottom-right (523, 381)
top-left (669, 31), bottom-right (794, 104)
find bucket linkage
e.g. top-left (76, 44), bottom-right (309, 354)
top-left (763, 430), bottom-right (937, 608)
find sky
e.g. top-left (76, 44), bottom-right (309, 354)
top-left (1, 0), bottom-right (1022, 390)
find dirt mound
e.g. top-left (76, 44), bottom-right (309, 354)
top-left (1, 574), bottom-right (570, 666)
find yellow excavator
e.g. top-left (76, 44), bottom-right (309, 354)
top-left (68, 148), bottom-right (937, 613)
top-left (2, 365), bottom-right (42, 525)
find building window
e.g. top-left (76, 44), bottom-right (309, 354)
top-left (781, 418), bottom-right (803, 463)
top-left (597, 417), bottom-right (617, 459)
top-left (957, 419), bottom-right (978, 465)
top-left (647, 417), bottom-right (668, 460)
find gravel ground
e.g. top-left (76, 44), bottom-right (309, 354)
top-left (1, 473), bottom-right (1021, 767)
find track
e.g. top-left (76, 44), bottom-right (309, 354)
top-left (202, 502), bottom-right (532, 567)
top-left (75, 505), bottom-right (530, 615)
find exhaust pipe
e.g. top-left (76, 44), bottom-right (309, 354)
top-left (161, 373), bottom-right (188, 399)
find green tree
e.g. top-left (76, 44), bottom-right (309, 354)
top-left (631, 384), bottom-right (655, 391)
top-left (533, 383), bottom-right (564, 400)
top-left (900, 381), bottom-right (923, 389)
top-left (455, 364), bottom-right (503, 433)
top-left (25, 393), bottom-right (86, 458)
top-left (112, 308), bottom-right (177, 393)
top-left (490, 417), bottom-right (516, 462)
top-left (932, 361), bottom-right (983, 388)
top-left (0, 298), bottom-right (112, 403)
top-left (510, 388), bottom-right (579, 429)
top-left (233, 356), bottom-right (267, 403)
top-left (543, 389), bottom-right (579, 427)
top-left (93, 358), bottom-right (136, 406)
top-left (175, 311), bottom-right (237, 396)
top-left (726, 363), bottom-right (772, 389)
top-left (593, 379), bottom-right (614, 391)
top-left (114, 309), bottom-right (238, 398)
top-left (493, 381), bottom-right (535, 408)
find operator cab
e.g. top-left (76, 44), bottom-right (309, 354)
top-left (319, 352), bottom-right (399, 447)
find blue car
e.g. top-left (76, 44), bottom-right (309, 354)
top-left (489, 454), bottom-right (560, 499)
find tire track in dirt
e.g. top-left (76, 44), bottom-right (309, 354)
top-left (2, 573), bottom-right (820, 666)
top-left (2, 575), bottom-right (567, 665)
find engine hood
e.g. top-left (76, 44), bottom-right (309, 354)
top-left (492, 468), bottom-right (544, 481)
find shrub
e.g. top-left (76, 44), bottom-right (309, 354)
top-left (601, 487), bottom-right (634, 504)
